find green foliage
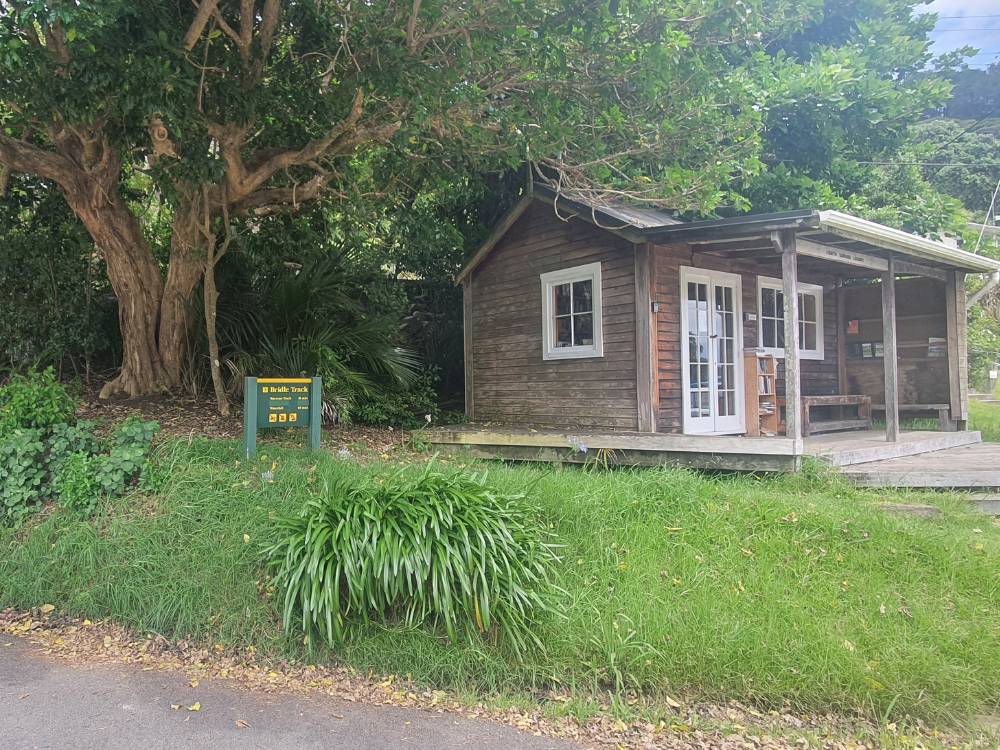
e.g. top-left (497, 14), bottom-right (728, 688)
top-left (912, 119), bottom-right (1000, 214)
top-left (967, 306), bottom-right (1000, 391)
top-left (96, 418), bottom-right (160, 496)
top-left (354, 370), bottom-right (440, 428)
top-left (219, 251), bottom-right (420, 421)
top-left (266, 464), bottom-right (559, 655)
top-left (45, 421), bottom-right (100, 472)
top-left (54, 452), bottom-right (102, 516)
top-left (0, 367), bottom-right (77, 432)
top-left (0, 429), bottom-right (48, 525)
top-left (0, 176), bottom-right (118, 374)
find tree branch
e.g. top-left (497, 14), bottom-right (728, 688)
top-left (184, 0), bottom-right (220, 51)
top-left (252, 0), bottom-right (281, 80)
top-left (239, 88), bottom-right (365, 194)
top-left (406, 0), bottom-right (423, 53)
top-left (0, 133), bottom-right (78, 185)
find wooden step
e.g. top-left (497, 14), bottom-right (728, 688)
top-left (816, 431), bottom-right (982, 467)
top-left (840, 440), bottom-right (1000, 490)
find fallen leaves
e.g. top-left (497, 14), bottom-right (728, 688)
top-left (0, 606), bottom-right (981, 750)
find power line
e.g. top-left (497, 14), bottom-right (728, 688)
top-left (936, 15), bottom-right (1000, 19)
top-left (854, 161), bottom-right (1000, 167)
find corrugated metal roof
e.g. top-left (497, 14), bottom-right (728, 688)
top-left (541, 186), bottom-right (681, 229)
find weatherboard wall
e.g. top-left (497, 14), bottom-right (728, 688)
top-left (466, 202), bottom-right (640, 430)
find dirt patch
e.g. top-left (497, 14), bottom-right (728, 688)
top-left (75, 389), bottom-right (415, 460)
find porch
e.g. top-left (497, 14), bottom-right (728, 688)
top-left (641, 209), bottom-right (998, 442)
top-left (419, 424), bottom-right (982, 474)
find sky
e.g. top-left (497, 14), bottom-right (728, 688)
top-left (916, 0), bottom-right (1000, 69)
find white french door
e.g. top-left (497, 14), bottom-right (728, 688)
top-left (680, 267), bottom-right (744, 434)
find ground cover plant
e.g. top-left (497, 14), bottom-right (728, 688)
top-left (0, 370), bottom-right (159, 524)
top-left (0, 437), bottom-right (997, 728)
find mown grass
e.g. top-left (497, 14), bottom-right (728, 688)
top-left (1, 439), bottom-right (997, 727)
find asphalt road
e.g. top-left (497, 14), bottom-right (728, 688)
top-left (0, 638), bottom-right (576, 750)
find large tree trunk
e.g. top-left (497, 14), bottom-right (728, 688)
top-left (65, 189), bottom-right (173, 399)
top-left (159, 202), bottom-right (206, 387)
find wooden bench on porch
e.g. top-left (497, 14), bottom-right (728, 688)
top-left (871, 403), bottom-right (956, 431)
top-left (801, 395), bottom-right (873, 437)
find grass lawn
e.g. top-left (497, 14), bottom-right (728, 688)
top-left (970, 399), bottom-right (1000, 441)
top-left (1, 437), bottom-right (998, 728)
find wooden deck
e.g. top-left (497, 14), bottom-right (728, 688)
top-left (419, 425), bottom-right (982, 474)
top-left (841, 441), bottom-right (1000, 489)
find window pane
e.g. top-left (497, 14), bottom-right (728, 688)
top-left (554, 316), bottom-right (572, 347)
top-left (573, 313), bottom-right (593, 346)
top-left (776, 323), bottom-right (785, 349)
top-left (801, 292), bottom-right (816, 324)
top-left (762, 318), bottom-right (775, 349)
top-left (554, 283), bottom-right (571, 316)
top-left (803, 321), bottom-right (817, 350)
top-left (572, 280), bottom-right (593, 313)
top-left (762, 287), bottom-right (775, 317)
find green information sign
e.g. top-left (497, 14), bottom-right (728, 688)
top-left (243, 376), bottom-right (322, 459)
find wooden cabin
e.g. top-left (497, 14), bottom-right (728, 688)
top-left (428, 187), bottom-right (1000, 473)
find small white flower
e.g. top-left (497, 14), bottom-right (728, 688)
top-left (336, 447), bottom-right (352, 460)
top-left (424, 414), bottom-right (432, 424)
top-left (260, 470), bottom-right (274, 483)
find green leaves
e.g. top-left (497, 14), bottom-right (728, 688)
top-left (0, 367), bottom-right (77, 432)
top-left (265, 463), bottom-right (560, 655)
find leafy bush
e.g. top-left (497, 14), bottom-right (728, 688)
top-left (45, 420), bottom-right (100, 473)
top-left (54, 452), bottom-right (102, 515)
top-left (0, 367), bottom-right (76, 432)
top-left (97, 417), bottom-right (160, 495)
top-left (0, 429), bottom-right (48, 524)
top-left (266, 464), bottom-right (559, 655)
top-left (0, 408), bottom-right (158, 525)
top-left (354, 369), bottom-right (440, 427)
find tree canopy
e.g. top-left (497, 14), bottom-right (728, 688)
top-left (0, 0), bottom-right (978, 402)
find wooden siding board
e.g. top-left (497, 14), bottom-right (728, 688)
top-left (469, 203), bottom-right (639, 430)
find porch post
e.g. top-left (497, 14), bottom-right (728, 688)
top-left (945, 270), bottom-right (969, 427)
top-left (634, 243), bottom-right (657, 432)
top-left (881, 255), bottom-right (900, 442)
top-left (779, 231), bottom-right (802, 441)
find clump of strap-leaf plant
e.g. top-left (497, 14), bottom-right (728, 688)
top-left (265, 463), bottom-right (560, 656)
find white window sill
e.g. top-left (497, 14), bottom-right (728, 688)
top-left (543, 346), bottom-right (603, 361)
top-left (760, 347), bottom-right (825, 361)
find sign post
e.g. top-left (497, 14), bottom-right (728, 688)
top-left (243, 376), bottom-right (322, 459)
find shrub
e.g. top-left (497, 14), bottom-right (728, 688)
top-left (0, 367), bottom-right (76, 432)
top-left (353, 370), bottom-right (440, 427)
top-left (0, 429), bottom-right (48, 524)
top-left (97, 417), bottom-right (160, 495)
top-left (266, 464), bottom-right (559, 655)
top-left (45, 420), bottom-right (100, 474)
top-left (54, 452), bottom-right (102, 515)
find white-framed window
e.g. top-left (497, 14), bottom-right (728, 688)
top-left (757, 276), bottom-right (824, 360)
top-left (540, 262), bottom-right (604, 360)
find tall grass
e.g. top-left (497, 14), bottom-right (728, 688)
top-left (1, 439), bottom-right (997, 725)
